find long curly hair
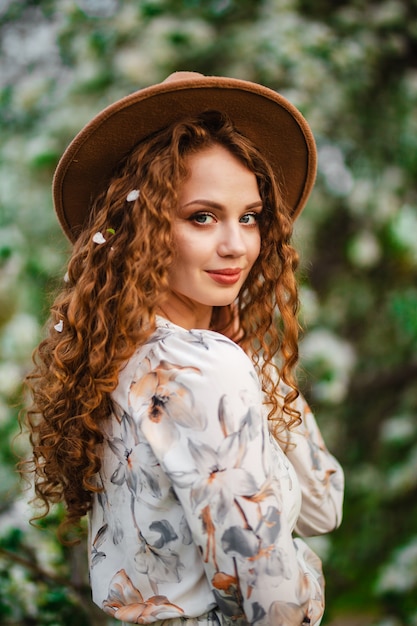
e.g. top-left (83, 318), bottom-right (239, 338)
top-left (22, 110), bottom-right (301, 535)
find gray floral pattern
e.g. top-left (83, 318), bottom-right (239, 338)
top-left (88, 318), bottom-right (344, 625)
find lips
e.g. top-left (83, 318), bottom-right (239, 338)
top-left (206, 268), bottom-right (242, 285)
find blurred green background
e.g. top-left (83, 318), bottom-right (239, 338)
top-left (1, 0), bottom-right (417, 624)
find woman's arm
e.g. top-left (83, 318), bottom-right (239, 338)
top-left (128, 329), bottom-right (325, 625)
top-left (277, 392), bottom-right (344, 537)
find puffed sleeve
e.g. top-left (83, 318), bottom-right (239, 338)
top-left (128, 330), bottom-right (325, 626)
top-left (277, 392), bottom-right (344, 537)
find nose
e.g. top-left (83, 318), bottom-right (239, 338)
top-left (217, 222), bottom-right (246, 257)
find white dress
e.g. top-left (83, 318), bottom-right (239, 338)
top-left (88, 318), bottom-right (344, 625)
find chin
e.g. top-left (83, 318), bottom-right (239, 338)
top-left (210, 297), bottom-right (238, 307)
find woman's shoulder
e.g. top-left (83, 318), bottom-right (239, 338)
top-left (113, 317), bottom-right (258, 409)
top-left (151, 316), bottom-right (246, 360)
top-left (145, 317), bottom-right (257, 379)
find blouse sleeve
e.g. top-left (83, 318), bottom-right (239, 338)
top-left (277, 392), bottom-right (344, 537)
top-left (128, 331), bottom-right (325, 625)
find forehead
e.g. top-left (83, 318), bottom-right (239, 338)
top-left (179, 145), bottom-right (261, 199)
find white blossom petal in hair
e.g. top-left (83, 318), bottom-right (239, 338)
top-left (64, 271), bottom-right (70, 283)
top-left (126, 189), bottom-right (140, 202)
top-left (54, 320), bottom-right (64, 333)
top-left (93, 232), bottom-right (106, 244)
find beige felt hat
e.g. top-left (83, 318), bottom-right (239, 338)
top-left (53, 71), bottom-right (317, 243)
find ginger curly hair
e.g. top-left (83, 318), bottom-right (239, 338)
top-left (22, 110), bottom-right (301, 535)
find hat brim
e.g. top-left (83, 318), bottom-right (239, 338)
top-left (53, 74), bottom-right (317, 243)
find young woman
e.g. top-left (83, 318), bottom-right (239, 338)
top-left (24, 72), bottom-right (344, 625)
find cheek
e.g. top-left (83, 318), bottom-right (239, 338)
top-left (171, 231), bottom-right (202, 268)
top-left (251, 232), bottom-right (262, 262)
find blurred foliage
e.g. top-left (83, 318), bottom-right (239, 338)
top-left (1, 0), bottom-right (417, 624)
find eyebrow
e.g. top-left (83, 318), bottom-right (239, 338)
top-left (181, 199), bottom-right (263, 210)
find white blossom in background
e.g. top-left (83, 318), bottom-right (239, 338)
top-left (0, 147), bottom-right (28, 208)
top-left (0, 495), bottom-right (65, 567)
top-left (11, 71), bottom-right (52, 113)
top-left (253, 12), bottom-right (306, 60)
top-left (72, 57), bottom-right (104, 87)
top-left (76, 0), bottom-right (119, 18)
top-left (65, 29), bottom-right (103, 72)
top-left (348, 230), bottom-right (382, 268)
top-left (348, 167), bottom-right (403, 223)
top-left (35, 246), bottom-right (67, 275)
top-left (1, 313), bottom-right (40, 362)
top-left (380, 414), bottom-right (417, 444)
top-left (318, 144), bottom-right (354, 197)
top-left (0, 7), bottom-right (62, 88)
top-left (114, 18), bottom-right (214, 84)
top-left (331, 38), bottom-right (364, 70)
top-left (300, 328), bottom-right (356, 403)
top-left (371, 0), bottom-right (407, 26)
top-left (0, 227), bottom-right (23, 267)
top-left (228, 6), bottom-right (334, 110)
top-left (299, 285), bottom-right (320, 326)
top-left (389, 204), bottom-right (417, 263)
top-left (242, 0), bottom-right (364, 134)
top-left (347, 178), bottom-right (375, 217)
top-left (4, 565), bottom-right (39, 618)
top-left (374, 168), bottom-right (405, 222)
top-left (0, 498), bottom-right (33, 534)
top-left (2, 17), bottom-right (56, 64)
top-left (25, 135), bottom-right (59, 166)
top-left (113, 45), bottom-right (160, 85)
top-left (113, 3), bottom-right (142, 35)
top-left (0, 147), bottom-right (55, 234)
top-left (0, 361), bottom-right (21, 397)
top-left (46, 99), bottom-right (104, 138)
top-left (0, 498), bottom-right (62, 614)
top-left (376, 536), bottom-right (417, 594)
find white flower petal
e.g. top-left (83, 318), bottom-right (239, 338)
top-left (93, 232), bottom-right (106, 244)
top-left (54, 320), bottom-right (63, 333)
top-left (126, 189), bottom-right (140, 202)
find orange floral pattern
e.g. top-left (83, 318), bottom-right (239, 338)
top-left (88, 318), bottom-right (344, 625)
top-left (102, 569), bottom-right (184, 622)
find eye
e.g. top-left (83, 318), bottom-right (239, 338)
top-left (190, 212), bottom-right (216, 225)
top-left (239, 212), bottom-right (260, 225)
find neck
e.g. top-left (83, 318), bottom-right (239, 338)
top-left (158, 291), bottom-right (212, 330)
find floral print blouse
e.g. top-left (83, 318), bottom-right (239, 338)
top-left (88, 318), bottom-right (344, 625)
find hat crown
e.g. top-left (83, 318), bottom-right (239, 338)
top-left (163, 71), bottom-right (204, 84)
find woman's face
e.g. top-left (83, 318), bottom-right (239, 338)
top-left (164, 143), bottom-right (262, 329)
